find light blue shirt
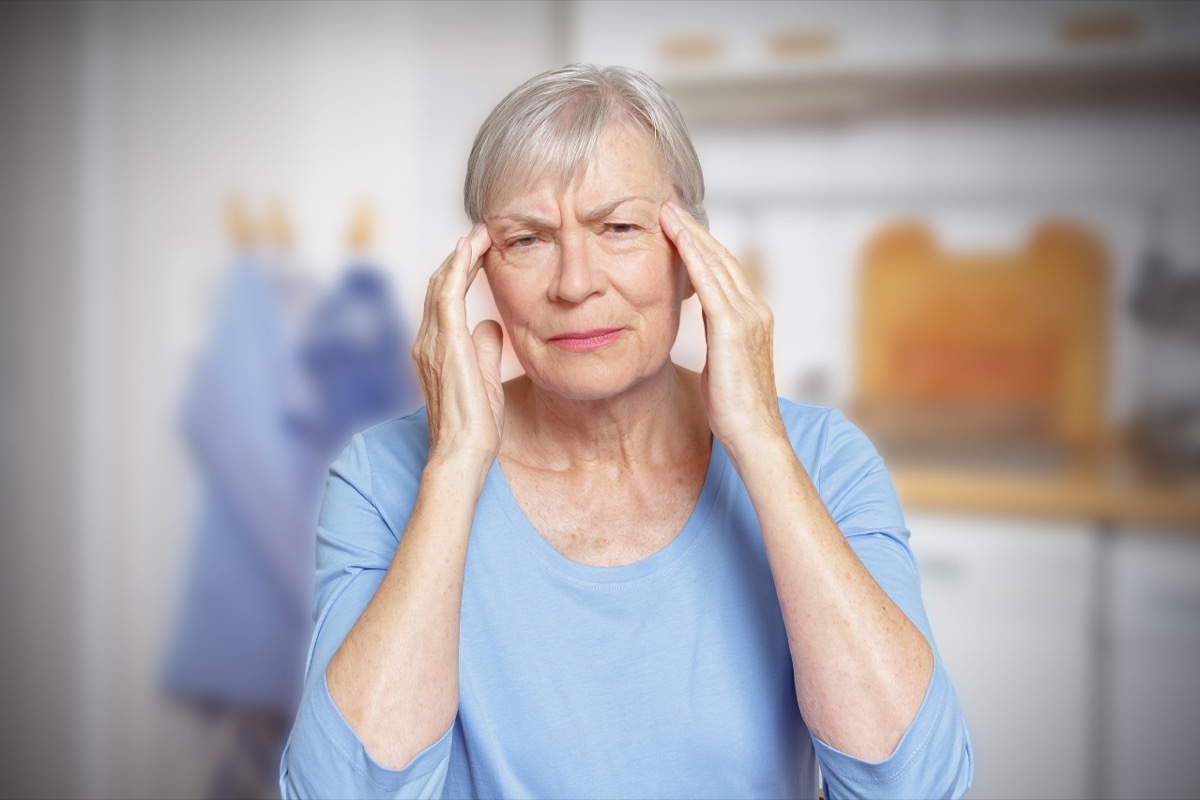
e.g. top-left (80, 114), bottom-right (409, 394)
top-left (281, 400), bottom-right (973, 799)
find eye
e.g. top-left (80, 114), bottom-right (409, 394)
top-left (603, 222), bottom-right (638, 236)
top-left (507, 234), bottom-right (543, 249)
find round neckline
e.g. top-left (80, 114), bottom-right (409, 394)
top-left (485, 441), bottom-right (730, 587)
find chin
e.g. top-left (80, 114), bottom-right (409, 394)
top-left (522, 357), bottom-right (674, 402)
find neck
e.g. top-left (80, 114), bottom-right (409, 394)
top-left (501, 363), bottom-right (710, 472)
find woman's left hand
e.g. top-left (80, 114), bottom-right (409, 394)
top-left (660, 202), bottom-right (786, 460)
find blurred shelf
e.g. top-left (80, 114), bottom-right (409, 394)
top-left (706, 185), bottom-right (1200, 213)
top-left (668, 55), bottom-right (1200, 126)
top-left (571, 0), bottom-right (1200, 124)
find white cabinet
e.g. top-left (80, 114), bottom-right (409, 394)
top-left (950, 0), bottom-right (1173, 67)
top-left (906, 512), bottom-right (1200, 799)
top-left (1103, 530), bottom-right (1200, 800)
top-left (568, 0), bottom-right (947, 82)
top-left (1164, 1), bottom-right (1200, 56)
top-left (906, 511), bottom-right (1099, 800)
top-left (568, 1), bottom-right (1197, 84)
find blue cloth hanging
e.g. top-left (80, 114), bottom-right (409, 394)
top-left (162, 256), bottom-right (321, 715)
top-left (299, 262), bottom-right (420, 453)
top-left (162, 256), bottom-right (418, 716)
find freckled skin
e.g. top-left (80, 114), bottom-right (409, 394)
top-left (483, 124), bottom-right (691, 402)
top-left (324, 112), bottom-right (939, 778)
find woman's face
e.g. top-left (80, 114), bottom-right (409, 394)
top-left (482, 123), bottom-right (691, 401)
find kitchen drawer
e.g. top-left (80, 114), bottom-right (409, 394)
top-left (906, 511), bottom-right (1098, 799)
top-left (1102, 529), bottom-right (1200, 799)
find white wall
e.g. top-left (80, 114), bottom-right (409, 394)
top-left (4, 2), bottom-right (1199, 798)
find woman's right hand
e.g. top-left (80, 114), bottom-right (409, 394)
top-left (412, 223), bottom-right (504, 481)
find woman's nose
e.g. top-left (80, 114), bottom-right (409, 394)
top-left (549, 236), bottom-right (603, 303)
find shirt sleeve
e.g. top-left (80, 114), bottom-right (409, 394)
top-left (808, 409), bottom-right (974, 800)
top-left (279, 427), bottom-right (454, 799)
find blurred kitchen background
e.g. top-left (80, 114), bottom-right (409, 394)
top-left (2, 1), bottom-right (1199, 798)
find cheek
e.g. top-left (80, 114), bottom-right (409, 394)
top-left (484, 264), bottom-right (544, 331)
top-left (621, 241), bottom-right (684, 307)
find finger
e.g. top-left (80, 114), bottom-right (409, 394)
top-left (662, 203), bottom-right (754, 298)
top-left (466, 221), bottom-right (492, 277)
top-left (417, 239), bottom-right (462, 347)
top-left (680, 213), bottom-right (753, 298)
top-left (445, 223), bottom-right (492, 301)
top-left (437, 234), bottom-right (483, 332)
top-left (660, 204), bottom-right (732, 301)
top-left (472, 319), bottom-right (504, 379)
top-left (669, 221), bottom-right (732, 315)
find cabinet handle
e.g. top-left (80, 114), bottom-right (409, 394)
top-left (660, 35), bottom-right (723, 64)
top-left (769, 29), bottom-right (839, 59)
top-left (1058, 14), bottom-right (1141, 45)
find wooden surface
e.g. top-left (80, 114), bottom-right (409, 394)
top-left (885, 442), bottom-right (1200, 530)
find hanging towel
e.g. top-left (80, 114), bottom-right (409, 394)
top-left (299, 262), bottom-right (420, 454)
top-left (162, 255), bottom-right (320, 715)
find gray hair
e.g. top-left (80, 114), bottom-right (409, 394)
top-left (464, 64), bottom-right (707, 228)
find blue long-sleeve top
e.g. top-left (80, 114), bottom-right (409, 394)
top-left (281, 400), bottom-right (973, 799)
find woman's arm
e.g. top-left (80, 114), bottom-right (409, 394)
top-left (659, 204), bottom-right (947, 765)
top-left (324, 223), bottom-right (502, 770)
top-left (730, 434), bottom-right (934, 759)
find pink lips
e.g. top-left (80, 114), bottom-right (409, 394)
top-left (548, 328), bottom-right (624, 352)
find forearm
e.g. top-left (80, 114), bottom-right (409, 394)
top-left (325, 452), bottom-right (485, 770)
top-left (731, 435), bottom-right (933, 762)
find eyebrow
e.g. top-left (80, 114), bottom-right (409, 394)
top-left (490, 195), bottom-right (656, 229)
top-left (579, 195), bottom-right (655, 224)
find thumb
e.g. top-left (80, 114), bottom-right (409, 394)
top-left (472, 319), bottom-right (504, 377)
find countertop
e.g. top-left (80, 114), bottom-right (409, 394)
top-left (877, 437), bottom-right (1200, 531)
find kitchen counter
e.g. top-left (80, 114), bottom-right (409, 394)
top-left (883, 438), bottom-right (1200, 530)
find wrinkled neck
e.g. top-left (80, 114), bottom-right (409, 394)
top-left (501, 363), bottom-right (709, 472)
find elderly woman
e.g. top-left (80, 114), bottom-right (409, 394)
top-left (280, 65), bottom-right (972, 799)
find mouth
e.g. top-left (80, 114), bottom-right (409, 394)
top-left (548, 328), bottom-right (625, 352)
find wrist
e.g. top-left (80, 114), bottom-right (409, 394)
top-left (717, 412), bottom-right (789, 468)
top-left (722, 424), bottom-right (797, 481)
top-left (425, 443), bottom-right (496, 495)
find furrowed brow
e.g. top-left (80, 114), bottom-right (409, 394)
top-left (579, 196), bottom-right (654, 224)
top-left (489, 213), bottom-right (556, 231)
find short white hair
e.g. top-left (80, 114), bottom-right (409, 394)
top-left (464, 64), bottom-right (707, 228)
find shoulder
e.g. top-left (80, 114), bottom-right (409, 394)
top-left (775, 398), bottom-right (889, 491)
top-left (776, 397), bottom-right (838, 434)
top-left (334, 408), bottom-right (432, 491)
top-left (358, 406), bottom-right (431, 451)
top-left (321, 409), bottom-right (432, 542)
top-left (776, 398), bottom-right (905, 538)
top-left (775, 398), bottom-right (866, 457)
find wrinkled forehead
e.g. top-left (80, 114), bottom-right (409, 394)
top-left (483, 121), bottom-right (670, 219)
